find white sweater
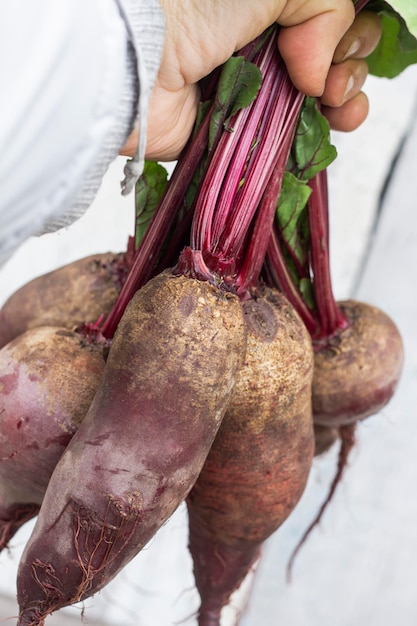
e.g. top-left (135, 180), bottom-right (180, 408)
top-left (0, 0), bottom-right (165, 266)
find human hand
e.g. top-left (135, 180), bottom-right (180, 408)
top-left (320, 10), bottom-right (382, 132)
top-left (121, 2), bottom-right (381, 161)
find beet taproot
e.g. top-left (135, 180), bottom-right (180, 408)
top-left (0, 327), bottom-right (106, 550)
top-left (16, 270), bottom-right (247, 625)
top-left (186, 287), bottom-right (314, 625)
top-left (0, 252), bottom-right (128, 348)
top-left (312, 300), bottom-right (404, 426)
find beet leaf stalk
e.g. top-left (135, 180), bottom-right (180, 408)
top-left (306, 169), bottom-right (349, 341)
top-left (263, 1), bottom-right (372, 334)
top-left (177, 27), bottom-right (304, 298)
top-left (266, 226), bottom-right (318, 333)
top-left (354, 0), bottom-right (370, 13)
top-left (100, 107), bottom-right (213, 338)
top-left (99, 31), bottom-right (272, 338)
top-left (264, 96), bottom-right (342, 339)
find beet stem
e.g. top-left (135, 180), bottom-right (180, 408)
top-left (209, 42), bottom-right (279, 248)
top-left (186, 29), bottom-right (311, 294)
top-left (101, 105), bottom-right (213, 337)
top-left (102, 32), bottom-right (283, 333)
top-left (266, 229), bottom-right (318, 334)
top-left (216, 60), bottom-right (298, 263)
top-left (190, 33), bottom-right (278, 254)
top-left (307, 169), bottom-right (348, 337)
top-left (235, 90), bottom-right (304, 294)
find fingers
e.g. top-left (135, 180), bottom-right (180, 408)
top-left (322, 58), bottom-right (369, 108)
top-left (332, 10), bottom-right (383, 64)
top-left (277, 0), bottom-right (355, 96)
top-left (321, 11), bottom-right (382, 131)
top-left (323, 10), bottom-right (382, 107)
top-left (322, 91), bottom-right (369, 132)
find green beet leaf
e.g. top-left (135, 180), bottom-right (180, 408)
top-left (276, 172), bottom-right (311, 268)
top-left (134, 161), bottom-right (168, 249)
top-left (365, 0), bottom-right (417, 77)
top-left (288, 97), bottom-right (337, 181)
top-left (299, 278), bottom-right (316, 312)
top-left (209, 56), bottom-right (262, 149)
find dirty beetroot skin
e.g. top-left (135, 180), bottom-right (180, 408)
top-left (0, 327), bottom-right (106, 551)
top-left (0, 252), bottom-right (128, 348)
top-left (16, 271), bottom-right (247, 626)
top-left (186, 287), bottom-right (314, 625)
top-left (312, 300), bottom-right (404, 426)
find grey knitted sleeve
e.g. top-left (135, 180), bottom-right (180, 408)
top-left (42, 0), bottom-right (165, 233)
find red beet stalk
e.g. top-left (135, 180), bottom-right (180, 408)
top-left (266, 229), bottom-right (318, 333)
top-left (100, 107), bottom-right (213, 338)
top-left (178, 29), bottom-right (304, 298)
top-left (100, 31), bottom-right (277, 337)
top-left (307, 168), bottom-right (349, 340)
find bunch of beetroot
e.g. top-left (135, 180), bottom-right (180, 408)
top-left (0, 14), bottom-right (404, 626)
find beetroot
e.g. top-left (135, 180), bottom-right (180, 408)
top-left (0, 252), bottom-right (128, 348)
top-left (266, 166), bottom-right (404, 557)
top-left (312, 299), bottom-right (404, 426)
top-left (0, 327), bottom-right (106, 550)
top-left (267, 144), bottom-right (404, 428)
top-left (187, 287), bottom-right (314, 625)
top-left (16, 271), bottom-right (247, 625)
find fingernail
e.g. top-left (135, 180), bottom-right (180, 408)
top-left (343, 39), bottom-right (361, 60)
top-left (343, 75), bottom-right (355, 99)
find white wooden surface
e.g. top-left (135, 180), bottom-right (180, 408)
top-left (1, 64), bottom-right (417, 626)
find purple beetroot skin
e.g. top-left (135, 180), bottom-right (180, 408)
top-left (0, 326), bottom-right (106, 550)
top-left (0, 252), bottom-right (128, 348)
top-left (16, 272), bottom-right (247, 626)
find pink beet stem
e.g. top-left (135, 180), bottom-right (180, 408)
top-left (307, 169), bottom-right (349, 338)
top-left (100, 106), bottom-right (213, 338)
top-left (190, 33), bottom-right (278, 253)
top-left (235, 88), bottom-right (304, 295)
top-left (184, 28), bottom-right (310, 297)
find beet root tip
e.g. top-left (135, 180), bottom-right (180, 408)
top-left (17, 559), bottom-right (66, 626)
top-left (17, 608), bottom-right (46, 626)
top-left (197, 608), bottom-right (222, 626)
